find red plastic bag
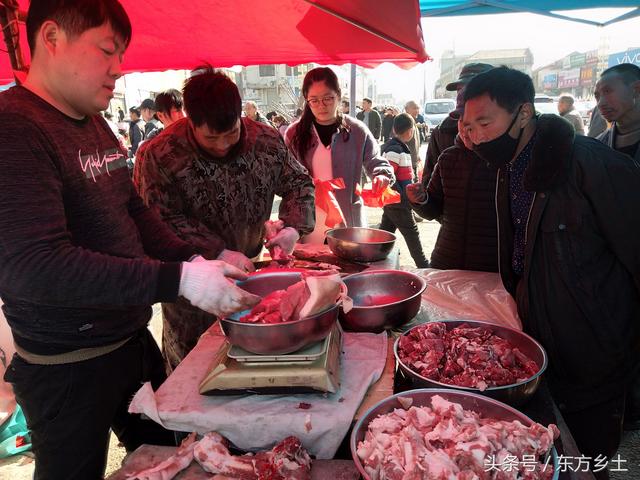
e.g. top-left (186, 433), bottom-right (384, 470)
top-left (314, 178), bottom-right (347, 228)
top-left (356, 183), bottom-right (401, 208)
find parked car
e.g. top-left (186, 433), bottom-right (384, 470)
top-left (423, 98), bottom-right (456, 128)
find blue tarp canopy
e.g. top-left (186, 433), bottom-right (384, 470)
top-left (419, 1), bottom-right (640, 27)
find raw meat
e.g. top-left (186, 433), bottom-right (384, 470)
top-left (239, 271), bottom-right (346, 324)
top-left (356, 395), bottom-right (559, 480)
top-left (264, 220), bottom-right (292, 262)
top-left (129, 433), bottom-right (311, 480)
top-left (398, 323), bottom-right (540, 390)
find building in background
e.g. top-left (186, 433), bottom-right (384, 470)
top-left (434, 48), bottom-right (534, 98)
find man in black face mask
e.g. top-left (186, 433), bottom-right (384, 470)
top-left (462, 66), bottom-right (640, 480)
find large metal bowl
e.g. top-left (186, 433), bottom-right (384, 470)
top-left (220, 272), bottom-right (340, 355)
top-left (325, 227), bottom-right (396, 263)
top-left (339, 270), bottom-right (426, 333)
top-left (351, 389), bottom-right (559, 480)
top-left (394, 320), bottom-right (548, 406)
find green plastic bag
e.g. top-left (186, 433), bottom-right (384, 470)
top-left (0, 405), bottom-right (31, 458)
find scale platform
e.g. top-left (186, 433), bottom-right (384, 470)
top-left (199, 325), bottom-right (342, 396)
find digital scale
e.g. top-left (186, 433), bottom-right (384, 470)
top-left (199, 325), bottom-right (342, 396)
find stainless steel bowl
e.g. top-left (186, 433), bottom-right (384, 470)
top-left (339, 270), bottom-right (426, 333)
top-left (351, 389), bottom-right (559, 480)
top-left (220, 271), bottom-right (339, 355)
top-left (394, 320), bottom-right (548, 406)
top-left (326, 227), bottom-right (396, 263)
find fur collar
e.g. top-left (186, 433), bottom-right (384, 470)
top-left (523, 114), bottom-right (575, 191)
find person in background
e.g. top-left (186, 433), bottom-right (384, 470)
top-left (272, 114), bottom-right (289, 137)
top-left (381, 106), bottom-right (395, 143)
top-left (402, 101), bottom-right (423, 182)
top-left (356, 97), bottom-right (382, 141)
top-left (136, 66), bottom-right (315, 372)
top-left (462, 66), bottom-right (640, 479)
top-left (595, 63), bottom-right (640, 162)
top-left (379, 113), bottom-right (429, 268)
top-left (0, 1), bottom-right (258, 478)
top-left (244, 100), bottom-right (271, 125)
top-left (118, 106), bottom-right (125, 122)
top-left (557, 93), bottom-right (585, 135)
top-left (134, 89), bottom-right (186, 185)
top-left (423, 63), bottom-right (493, 185)
top-left (285, 67), bottom-right (394, 244)
top-left (340, 99), bottom-right (350, 115)
top-left (140, 98), bottom-right (162, 139)
top-left (594, 63), bottom-right (640, 432)
top-left (128, 105), bottom-right (145, 157)
top-left (154, 88), bottom-right (185, 130)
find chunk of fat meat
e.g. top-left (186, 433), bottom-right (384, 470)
top-left (422, 448), bottom-right (460, 479)
top-left (430, 395), bottom-right (465, 420)
top-left (368, 411), bottom-right (405, 435)
top-left (193, 432), bottom-right (256, 479)
top-left (128, 432), bottom-right (198, 480)
top-left (405, 406), bottom-right (437, 430)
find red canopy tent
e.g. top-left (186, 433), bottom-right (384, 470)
top-left (0, 0), bottom-right (429, 84)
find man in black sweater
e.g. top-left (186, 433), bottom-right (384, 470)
top-left (0, 2), bottom-right (258, 479)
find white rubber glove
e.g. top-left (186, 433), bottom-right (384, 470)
top-left (372, 174), bottom-right (391, 195)
top-left (179, 260), bottom-right (261, 317)
top-left (406, 182), bottom-right (427, 205)
top-left (264, 226), bottom-right (300, 256)
top-left (217, 249), bottom-right (255, 272)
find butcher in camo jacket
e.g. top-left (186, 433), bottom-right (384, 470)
top-left (136, 67), bottom-right (315, 372)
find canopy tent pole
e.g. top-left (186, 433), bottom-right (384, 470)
top-left (303, 0), bottom-right (423, 57)
top-left (422, 0), bottom-right (612, 27)
top-left (350, 64), bottom-right (356, 117)
top-left (0, 0), bottom-right (26, 82)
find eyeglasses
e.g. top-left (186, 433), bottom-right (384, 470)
top-left (306, 95), bottom-right (337, 107)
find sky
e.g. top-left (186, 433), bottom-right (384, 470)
top-left (370, 7), bottom-right (640, 103)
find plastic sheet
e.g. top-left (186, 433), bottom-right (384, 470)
top-left (404, 268), bottom-right (522, 331)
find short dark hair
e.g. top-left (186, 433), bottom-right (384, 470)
top-left (393, 113), bottom-right (414, 135)
top-left (342, 99), bottom-right (350, 107)
top-left (27, 0), bottom-right (131, 54)
top-left (183, 65), bottom-right (241, 132)
top-left (601, 63), bottom-right (640, 85)
top-left (463, 66), bottom-right (535, 113)
top-left (129, 106), bottom-right (140, 116)
top-left (103, 111), bottom-right (113, 120)
top-left (154, 89), bottom-right (183, 115)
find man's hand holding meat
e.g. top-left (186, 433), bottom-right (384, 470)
top-left (179, 260), bottom-right (260, 317)
top-left (371, 174), bottom-right (391, 195)
top-left (217, 249), bottom-right (255, 273)
top-left (265, 226), bottom-right (300, 257)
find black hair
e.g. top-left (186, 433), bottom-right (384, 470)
top-left (393, 113), bottom-right (414, 135)
top-left (183, 65), bottom-right (241, 132)
top-left (27, 0), bottom-right (131, 53)
top-left (266, 111), bottom-right (277, 121)
top-left (129, 106), bottom-right (140, 116)
top-left (342, 99), bottom-right (350, 108)
top-left (463, 66), bottom-right (535, 113)
top-left (601, 63), bottom-right (640, 85)
top-left (290, 67), bottom-right (343, 161)
top-left (103, 111), bottom-right (113, 120)
top-left (154, 89), bottom-right (183, 115)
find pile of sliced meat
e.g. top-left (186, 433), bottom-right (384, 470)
top-left (129, 432), bottom-right (311, 480)
top-left (239, 271), bottom-right (350, 324)
top-left (356, 395), bottom-right (559, 480)
top-left (398, 322), bottom-right (540, 390)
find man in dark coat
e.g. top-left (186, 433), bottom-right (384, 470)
top-left (462, 66), bottom-right (640, 480)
